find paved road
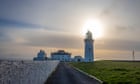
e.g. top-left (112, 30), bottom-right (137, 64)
top-left (45, 62), bottom-right (101, 84)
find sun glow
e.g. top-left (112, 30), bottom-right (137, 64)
top-left (82, 19), bottom-right (103, 39)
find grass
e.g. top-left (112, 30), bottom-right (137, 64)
top-left (70, 60), bottom-right (140, 84)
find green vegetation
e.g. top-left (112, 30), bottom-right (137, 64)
top-left (70, 61), bottom-right (140, 84)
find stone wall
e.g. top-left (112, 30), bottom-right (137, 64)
top-left (0, 60), bottom-right (59, 84)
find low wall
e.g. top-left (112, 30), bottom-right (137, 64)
top-left (0, 60), bottom-right (59, 84)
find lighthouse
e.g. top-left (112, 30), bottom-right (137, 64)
top-left (84, 31), bottom-right (94, 62)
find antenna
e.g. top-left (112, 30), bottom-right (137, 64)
top-left (132, 50), bottom-right (135, 62)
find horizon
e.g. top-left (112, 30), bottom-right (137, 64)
top-left (0, 0), bottom-right (140, 60)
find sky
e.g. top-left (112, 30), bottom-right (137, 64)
top-left (0, 0), bottom-right (140, 60)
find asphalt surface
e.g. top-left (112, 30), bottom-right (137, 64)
top-left (45, 62), bottom-right (101, 84)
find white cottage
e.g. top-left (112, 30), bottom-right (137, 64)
top-left (51, 50), bottom-right (71, 62)
top-left (33, 50), bottom-right (47, 61)
top-left (73, 56), bottom-right (84, 62)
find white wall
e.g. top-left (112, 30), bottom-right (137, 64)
top-left (51, 55), bottom-right (71, 61)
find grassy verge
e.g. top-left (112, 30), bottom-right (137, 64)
top-left (70, 60), bottom-right (140, 84)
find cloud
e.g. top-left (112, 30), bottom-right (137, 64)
top-left (1, 27), bottom-right (140, 52)
top-left (0, 18), bottom-right (73, 33)
top-left (24, 33), bottom-right (83, 49)
top-left (114, 25), bottom-right (138, 33)
top-left (0, 30), bottom-right (13, 42)
top-left (0, 28), bottom-right (83, 48)
top-left (0, 18), bottom-right (47, 28)
top-left (96, 39), bottom-right (140, 51)
top-left (1, 27), bottom-right (140, 60)
top-left (99, 1), bottom-right (119, 17)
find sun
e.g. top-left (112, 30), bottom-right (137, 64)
top-left (82, 19), bottom-right (103, 39)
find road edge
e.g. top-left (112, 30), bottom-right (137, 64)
top-left (71, 65), bottom-right (103, 84)
top-left (44, 61), bottom-right (60, 84)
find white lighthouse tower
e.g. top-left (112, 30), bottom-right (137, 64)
top-left (84, 31), bottom-right (94, 62)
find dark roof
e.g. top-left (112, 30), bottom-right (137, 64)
top-left (74, 56), bottom-right (83, 59)
top-left (51, 50), bottom-right (71, 55)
